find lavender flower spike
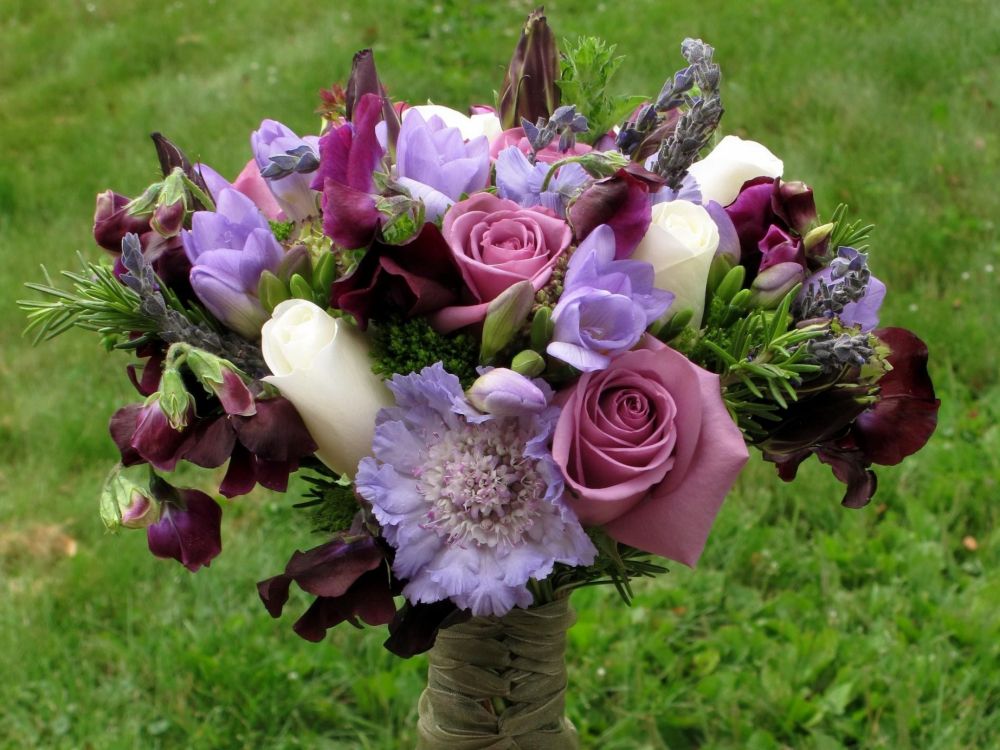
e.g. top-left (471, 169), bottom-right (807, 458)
top-left (182, 188), bottom-right (284, 338)
top-left (252, 119), bottom-right (320, 222)
top-left (548, 225), bottom-right (674, 371)
top-left (394, 110), bottom-right (490, 221)
top-left (355, 363), bottom-right (595, 617)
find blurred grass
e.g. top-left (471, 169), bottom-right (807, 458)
top-left (1, 0), bottom-right (998, 748)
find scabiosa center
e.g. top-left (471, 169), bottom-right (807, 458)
top-left (356, 363), bottom-right (595, 617)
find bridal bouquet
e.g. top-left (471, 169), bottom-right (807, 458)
top-left (22, 8), bottom-right (939, 747)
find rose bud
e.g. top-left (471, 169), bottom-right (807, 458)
top-left (467, 368), bottom-right (548, 416)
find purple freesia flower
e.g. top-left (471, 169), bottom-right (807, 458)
top-left (547, 225), bottom-right (673, 371)
top-left (355, 363), bottom-right (595, 617)
top-left (495, 145), bottom-right (589, 217)
top-left (182, 188), bottom-right (283, 338)
top-left (252, 119), bottom-right (321, 223)
top-left (394, 110), bottom-right (490, 221)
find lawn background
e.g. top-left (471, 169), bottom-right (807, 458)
top-left (1, 0), bottom-right (998, 748)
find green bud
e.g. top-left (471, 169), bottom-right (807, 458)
top-left (713, 264), bottom-right (746, 304)
top-left (480, 280), bottom-right (535, 363)
top-left (157, 367), bottom-right (191, 430)
top-left (288, 273), bottom-right (314, 302)
top-left (185, 348), bottom-right (226, 390)
top-left (804, 222), bottom-right (835, 251)
top-left (125, 182), bottom-right (163, 217)
top-left (312, 250), bottom-right (337, 297)
top-left (258, 270), bottom-right (290, 313)
top-left (529, 306), bottom-right (554, 352)
top-left (158, 167), bottom-right (187, 208)
top-left (100, 473), bottom-right (161, 532)
top-left (706, 253), bottom-right (737, 299)
top-left (511, 349), bottom-right (546, 378)
top-left (575, 151), bottom-right (629, 179)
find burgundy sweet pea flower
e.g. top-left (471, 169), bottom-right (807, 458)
top-left (758, 225), bottom-right (804, 272)
top-left (429, 193), bottom-right (572, 333)
top-left (146, 487), bottom-right (223, 572)
top-left (570, 164), bottom-right (665, 259)
top-left (329, 222), bottom-right (464, 329)
top-left (258, 534), bottom-right (397, 642)
top-left (311, 93), bottom-right (386, 249)
top-left (763, 327), bottom-right (939, 508)
top-left (552, 338), bottom-right (749, 565)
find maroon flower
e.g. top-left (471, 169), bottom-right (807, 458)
top-left (329, 222), bottom-right (464, 329)
top-left (312, 93), bottom-right (386, 249)
top-left (764, 327), bottom-right (939, 508)
top-left (146, 485), bottom-right (223, 572)
top-left (570, 164), bottom-right (665, 259)
top-left (258, 534), bottom-right (397, 642)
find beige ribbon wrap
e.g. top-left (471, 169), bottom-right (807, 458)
top-left (416, 598), bottom-right (579, 749)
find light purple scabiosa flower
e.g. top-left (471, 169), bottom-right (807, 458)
top-left (355, 363), bottom-right (595, 617)
top-left (495, 145), bottom-right (589, 217)
top-left (547, 225), bottom-right (674, 371)
top-left (252, 119), bottom-right (321, 223)
top-left (182, 188), bottom-right (283, 338)
top-left (394, 110), bottom-right (491, 221)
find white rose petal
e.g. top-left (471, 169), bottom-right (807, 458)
top-left (631, 200), bottom-right (720, 328)
top-left (687, 135), bottom-right (784, 207)
top-left (261, 300), bottom-right (392, 477)
top-left (406, 104), bottom-right (502, 143)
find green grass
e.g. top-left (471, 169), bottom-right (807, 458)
top-left (1, 0), bottom-right (998, 747)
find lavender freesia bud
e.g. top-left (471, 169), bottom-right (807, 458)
top-left (749, 261), bottom-right (805, 308)
top-left (182, 188), bottom-right (284, 338)
top-left (467, 368), bottom-right (548, 416)
top-left (251, 120), bottom-right (320, 223)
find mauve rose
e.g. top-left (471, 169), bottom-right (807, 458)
top-left (430, 192), bottom-right (572, 332)
top-left (552, 339), bottom-right (748, 565)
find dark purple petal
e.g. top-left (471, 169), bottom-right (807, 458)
top-left (815, 446), bottom-right (879, 509)
top-left (93, 191), bottom-right (150, 253)
top-left (724, 177), bottom-right (777, 275)
top-left (330, 222), bottom-right (464, 328)
top-left (109, 404), bottom-right (144, 466)
top-left (854, 328), bottom-right (939, 465)
top-left (570, 168), bottom-right (655, 259)
top-left (146, 489), bottom-right (223, 572)
top-left (757, 224), bottom-right (804, 272)
top-left (232, 397), bottom-right (317, 462)
top-left (180, 416), bottom-right (237, 468)
top-left (130, 401), bottom-right (189, 472)
top-left (258, 574), bottom-right (293, 618)
top-left (383, 601), bottom-right (471, 658)
top-left (214, 369), bottom-right (256, 417)
top-left (219, 445), bottom-right (257, 498)
top-left (284, 536), bottom-right (384, 598)
top-left (498, 8), bottom-right (560, 130)
top-left (772, 179), bottom-right (817, 236)
top-left (320, 179), bottom-right (381, 249)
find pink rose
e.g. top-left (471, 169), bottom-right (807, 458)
top-left (430, 192), bottom-right (571, 332)
top-left (489, 127), bottom-right (592, 164)
top-left (552, 340), bottom-right (749, 565)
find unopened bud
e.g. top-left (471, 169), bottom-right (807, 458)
top-left (467, 368), bottom-right (547, 416)
top-left (750, 262), bottom-right (805, 309)
top-left (480, 280), bottom-right (534, 363)
top-left (511, 349), bottom-right (546, 378)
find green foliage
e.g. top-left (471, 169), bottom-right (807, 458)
top-left (370, 315), bottom-right (479, 387)
top-left (557, 36), bottom-right (642, 144)
top-left (269, 219), bottom-right (296, 243)
top-left (827, 203), bottom-right (875, 254)
top-left (19, 257), bottom-right (157, 348)
top-left (295, 465), bottom-right (361, 535)
top-left (549, 529), bottom-right (668, 605)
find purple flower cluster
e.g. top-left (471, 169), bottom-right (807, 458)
top-left (548, 225), bottom-right (674, 371)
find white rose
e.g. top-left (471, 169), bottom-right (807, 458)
top-left (687, 135), bottom-right (783, 207)
top-left (631, 200), bottom-right (720, 328)
top-left (406, 104), bottom-right (503, 143)
top-left (261, 300), bottom-right (392, 477)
